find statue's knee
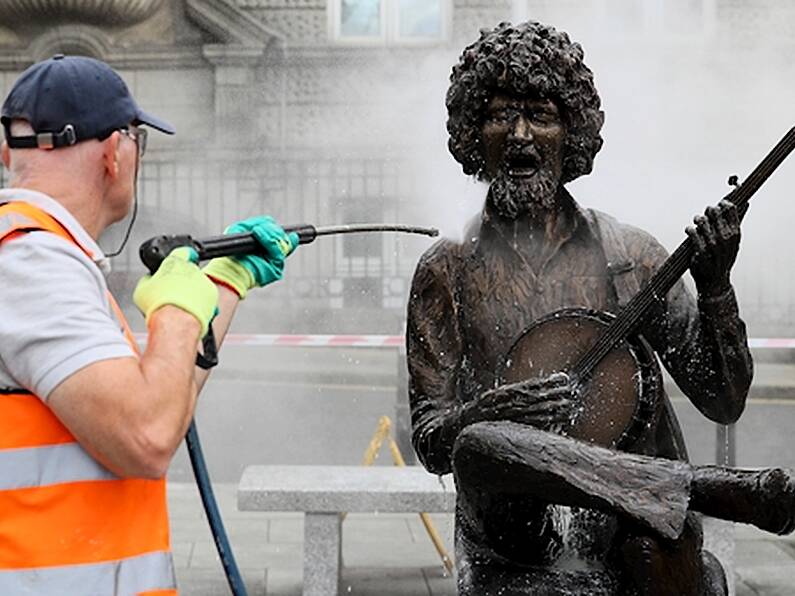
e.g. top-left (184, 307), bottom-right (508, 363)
top-left (453, 421), bottom-right (549, 475)
top-left (452, 422), bottom-right (490, 473)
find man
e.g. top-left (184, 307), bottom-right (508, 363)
top-left (407, 21), bottom-right (795, 595)
top-left (0, 55), bottom-right (297, 593)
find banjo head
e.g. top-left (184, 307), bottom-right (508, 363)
top-left (499, 308), bottom-right (661, 449)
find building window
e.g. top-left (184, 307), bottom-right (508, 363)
top-left (330, 0), bottom-right (449, 45)
top-left (339, 0), bottom-right (382, 38)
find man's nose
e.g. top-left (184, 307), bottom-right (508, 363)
top-left (510, 114), bottom-right (534, 141)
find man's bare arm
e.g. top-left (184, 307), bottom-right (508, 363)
top-left (48, 306), bottom-right (202, 479)
top-left (195, 285), bottom-right (240, 393)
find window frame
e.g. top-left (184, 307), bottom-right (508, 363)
top-left (328, 0), bottom-right (452, 46)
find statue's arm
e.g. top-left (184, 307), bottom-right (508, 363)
top-left (406, 246), bottom-right (466, 475)
top-left (640, 236), bottom-right (752, 424)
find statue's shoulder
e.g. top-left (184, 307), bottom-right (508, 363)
top-left (586, 208), bottom-right (665, 259)
top-left (415, 236), bottom-right (463, 277)
top-left (415, 212), bottom-right (480, 273)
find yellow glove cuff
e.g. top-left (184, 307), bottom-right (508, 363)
top-left (202, 256), bottom-right (256, 300)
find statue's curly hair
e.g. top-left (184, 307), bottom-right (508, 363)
top-left (446, 21), bottom-right (604, 183)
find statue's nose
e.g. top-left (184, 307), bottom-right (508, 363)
top-left (510, 114), bottom-right (534, 141)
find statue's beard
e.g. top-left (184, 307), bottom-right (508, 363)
top-left (488, 170), bottom-right (559, 220)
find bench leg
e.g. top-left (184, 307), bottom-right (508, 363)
top-left (303, 512), bottom-right (341, 596)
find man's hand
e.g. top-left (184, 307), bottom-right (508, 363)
top-left (133, 246), bottom-right (219, 337)
top-left (461, 372), bottom-right (574, 430)
top-left (203, 216), bottom-right (299, 299)
top-left (686, 199), bottom-right (741, 297)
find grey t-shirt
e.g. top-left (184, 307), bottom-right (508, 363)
top-left (0, 189), bottom-right (135, 400)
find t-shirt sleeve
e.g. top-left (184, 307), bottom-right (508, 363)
top-left (0, 232), bottom-right (135, 400)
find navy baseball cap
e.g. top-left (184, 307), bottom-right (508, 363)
top-left (1, 54), bottom-right (175, 149)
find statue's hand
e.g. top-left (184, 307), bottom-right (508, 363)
top-left (686, 199), bottom-right (741, 297)
top-left (462, 372), bottom-right (574, 430)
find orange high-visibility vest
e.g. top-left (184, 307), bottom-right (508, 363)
top-left (0, 201), bottom-right (177, 595)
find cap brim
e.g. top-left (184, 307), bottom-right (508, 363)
top-left (135, 108), bottom-right (175, 135)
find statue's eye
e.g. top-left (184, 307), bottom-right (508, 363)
top-left (529, 111), bottom-right (557, 125)
top-left (488, 108), bottom-right (519, 123)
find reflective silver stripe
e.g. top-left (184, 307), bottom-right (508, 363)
top-left (0, 443), bottom-right (117, 490)
top-left (0, 550), bottom-right (176, 595)
top-left (0, 212), bottom-right (37, 235)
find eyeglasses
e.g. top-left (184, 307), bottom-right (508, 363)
top-left (118, 126), bottom-right (147, 159)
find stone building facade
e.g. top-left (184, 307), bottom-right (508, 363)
top-left (0, 0), bottom-right (513, 333)
top-left (0, 0), bottom-right (792, 334)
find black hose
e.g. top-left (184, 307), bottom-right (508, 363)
top-left (186, 421), bottom-right (248, 596)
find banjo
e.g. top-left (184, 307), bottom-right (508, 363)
top-left (499, 126), bottom-right (795, 449)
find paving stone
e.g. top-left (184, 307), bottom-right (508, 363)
top-left (423, 566), bottom-right (457, 596)
top-left (170, 540), bottom-right (194, 569)
top-left (174, 567), bottom-right (266, 596)
top-left (265, 566), bottom-right (303, 596)
top-left (340, 567), bottom-right (431, 595)
top-left (191, 538), bottom-right (303, 570)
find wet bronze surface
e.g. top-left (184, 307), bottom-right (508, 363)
top-left (501, 309), bottom-right (655, 448)
top-left (407, 19), bottom-right (793, 596)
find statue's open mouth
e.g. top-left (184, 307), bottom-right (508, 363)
top-left (505, 154), bottom-right (539, 178)
top-left (507, 167), bottom-right (537, 178)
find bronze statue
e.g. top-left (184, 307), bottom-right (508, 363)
top-left (407, 21), bottom-right (795, 595)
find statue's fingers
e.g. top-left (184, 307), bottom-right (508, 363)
top-left (545, 406), bottom-right (575, 423)
top-left (697, 214), bottom-right (718, 247)
top-left (718, 199), bottom-right (738, 220)
top-left (538, 384), bottom-right (574, 401)
top-left (546, 371), bottom-right (570, 386)
top-left (715, 212), bottom-right (739, 242)
top-left (714, 202), bottom-right (740, 240)
top-left (526, 396), bottom-right (571, 412)
top-left (516, 412), bottom-right (566, 428)
top-left (687, 223), bottom-right (707, 256)
top-left (508, 377), bottom-right (543, 392)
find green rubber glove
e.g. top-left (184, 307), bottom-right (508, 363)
top-left (203, 216), bottom-right (299, 299)
top-left (133, 246), bottom-right (219, 336)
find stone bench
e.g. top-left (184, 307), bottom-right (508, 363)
top-left (237, 464), bottom-right (456, 596)
top-left (238, 465), bottom-right (736, 596)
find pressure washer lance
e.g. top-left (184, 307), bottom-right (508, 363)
top-left (140, 223), bottom-right (439, 274)
top-left (140, 223), bottom-right (439, 369)
top-left (137, 222), bottom-right (438, 596)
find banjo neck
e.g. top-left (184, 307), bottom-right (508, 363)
top-left (570, 126), bottom-right (795, 383)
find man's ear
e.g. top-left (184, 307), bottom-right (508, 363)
top-left (1, 141), bottom-right (10, 170)
top-left (102, 131), bottom-right (121, 180)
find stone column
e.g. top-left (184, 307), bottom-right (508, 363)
top-left (203, 44), bottom-right (265, 148)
